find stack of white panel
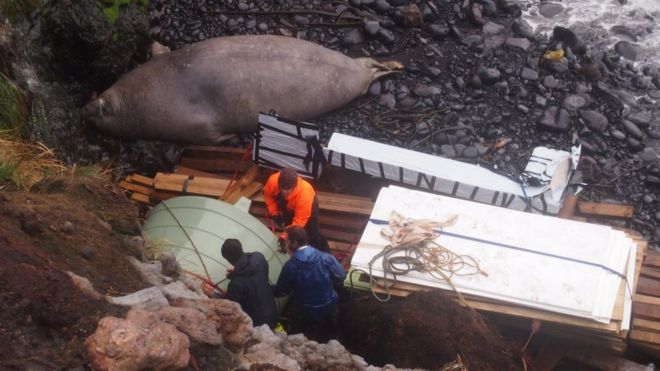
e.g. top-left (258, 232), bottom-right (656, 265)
top-left (351, 186), bottom-right (637, 328)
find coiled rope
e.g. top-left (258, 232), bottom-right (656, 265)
top-left (367, 211), bottom-right (487, 304)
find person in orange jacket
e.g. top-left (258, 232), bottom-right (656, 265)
top-left (263, 167), bottom-right (326, 251)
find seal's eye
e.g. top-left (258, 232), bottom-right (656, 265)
top-left (98, 98), bottom-right (106, 116)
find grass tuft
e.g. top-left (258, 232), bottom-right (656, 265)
top-left (97, 0), bottom-right (149, 24)
top-left (0, 135), bottom-right (66, 189)
top-left (0, 0), bottom-right (41, 17)
top-left (0, 72), bottom-right (29, 137)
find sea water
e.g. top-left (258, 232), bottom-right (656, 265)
top-left (520, 0), bottom-right (660, 66)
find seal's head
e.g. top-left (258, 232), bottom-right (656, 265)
top-left (81, 91), bottom-right (122, 133)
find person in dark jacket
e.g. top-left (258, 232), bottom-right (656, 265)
top-left (273, 227), bottom-right (346, 342)
top-left (220, 238), bottom-right (278, 329)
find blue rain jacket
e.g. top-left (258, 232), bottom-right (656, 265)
top-left (273, 246), bottom-right (346, 321)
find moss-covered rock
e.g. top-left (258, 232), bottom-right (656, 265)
top-left (40, 0), bottom-right (150, 91)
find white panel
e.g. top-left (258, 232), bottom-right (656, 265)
top-left (326, 133), bottom-right (573, 214)
top-left (351, 186), bottom-right (635, 323)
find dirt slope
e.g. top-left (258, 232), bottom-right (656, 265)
top-left (0, 177), bottom-right (148, 369)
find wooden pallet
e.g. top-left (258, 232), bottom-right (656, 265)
top-left (353, 228), bottom-right (646, 355)
top-left (629, 248), bottom-right (660, 357)
top-left (179, 146), bottom-right (253, 174)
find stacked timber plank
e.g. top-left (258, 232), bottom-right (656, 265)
top-left (349, 185), bottom-right (644, 353)
top-left (629, 248), bottom-right (660, 357)
top-left (118, 170), bottom-right (261, 205)
top-left (118, 146), bottom-right (375, 267)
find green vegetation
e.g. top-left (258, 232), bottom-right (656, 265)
top-left (0, 137), bottom-right (66, 189)
top-left (0, 0), bottom-right (40, 17)
top-left (0, 161), bottom-right (15, 183)
top-left (71, 164), bottom-right (110, 178)
top-left (0, 72), bottom-right (28, 137)
top-left (98, 0), bottom-right (149, 24)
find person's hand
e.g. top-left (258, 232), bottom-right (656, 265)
top-left (226, 266), bottom-right (235, 275)
top-left (277, 237), bottom-right (287, 253)
top-left (202, 282), bottom-right (215, 297)
top-left (217, 287), bottom-right (227, 297)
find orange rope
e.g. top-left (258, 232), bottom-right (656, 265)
top-left (222, 143), bottom-right (254, 199)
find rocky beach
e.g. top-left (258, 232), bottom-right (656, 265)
top-left (147, 0), bottom-right (659, 248)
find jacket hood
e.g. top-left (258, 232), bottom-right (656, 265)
top-left (291, 246), bottom-right (322, 265)
top-left (228, 253), bottom-right (260, 278)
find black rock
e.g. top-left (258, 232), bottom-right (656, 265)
top-left (539, 106), bottom-right (570, 131)
top-left (627, 137), bottom-right (644, 151)
top-left (378, 94), bottom-right (396, 109)
top-left (450, 25), bottom-right (463, 38)
top-left (543, 75), bottom-right (559, 88)
top-left (482, 22), bottom-right (505, 35)
top-left (627, 112), bottom-right (653, 127)
top-left (611, 129), bottom-right (626, 140)
top-left (614, 41), bottom-right (638, 61)
top-left (580, 110), bottom-right (609, 132)
top-left (622, 119), bottom-right (645, 139)
top-left (463, 146), bottom-right (479, 158)
top-left (477, 67), bottom-right (501, 84)
top-left (470, 75), bottom-right (482, 88)
top-left (581, 63), bottom-right (603, 82)
top-left (611, 25), bottom-right (639, 41)
top-left (377, 28), bottom-right (396, 44)
top-left (535, 95), bottom-right (547, 106)
top-left (429, 22), bottom-right (450, 37)
top-left (468, 3), bottom-right (486, 25)
top-left (369, 81), bottom-right (382, 96)
top-left (478, 0), bottom-right (498, 13)
top-left (647, 120), bottom-right (660, 139)
top-left (517, 104), bottom-right (529, 113)
top-left (363, 20), bottom-right (380, 35)
top-left (552, 26), bottom-right (579, 49)
top-left (542, 59), bottom-right (569, 73)
top-left (520, 67), bottom-right (538, 80)
top-left (539, 3), bottom-right (563, 18)
top-left (342, 28), bottom-right (366, 45)
top-left (506, 37), bottom-right (531, 51)
top-left (440, 144), bottom-right (457, 157)
top-left (563, 95), bottom-right (587, 111)
top-left (496, 0), bottom-right (522, 16)
top-left (375, 0), bottom-right (391, 12)
top-left (463, 35), bottom-right (483, 48)
top-left (512, 18), bottom-right (534, 39)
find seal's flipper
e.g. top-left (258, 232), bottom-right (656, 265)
top-left (151, 42), bottom-right (171, 58)
top-left (358, 58), bottom-right (404, 79)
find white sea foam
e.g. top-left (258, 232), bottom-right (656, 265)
top-left (520, 0), bottom-right (660, 66)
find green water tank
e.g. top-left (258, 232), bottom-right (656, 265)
top-left (142, 196), bottom-right (289, 308)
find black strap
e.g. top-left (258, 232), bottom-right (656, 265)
top-left (303, 135), bottom-right (326, 179)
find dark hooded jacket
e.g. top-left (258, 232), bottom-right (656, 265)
top-left (273, 246), bottom-right (346, 321)
top-left (226, 252), bottom-right (278, 329)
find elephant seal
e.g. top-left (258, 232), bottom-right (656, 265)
top-left (82, 35), bottom-right (401, 144)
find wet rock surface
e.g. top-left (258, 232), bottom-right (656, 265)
top-left (150, 0), bottom-right (658, 249)
top-left (4, 0), bottom-right (659, 249)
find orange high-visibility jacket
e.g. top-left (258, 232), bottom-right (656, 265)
top-left (263, 172), bottom-right (316, 232)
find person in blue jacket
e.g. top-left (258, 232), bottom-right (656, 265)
top-left (273, 226), bottom-right (346, 342)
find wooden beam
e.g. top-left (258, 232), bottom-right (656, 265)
top-left (558, 195), bottom-right (578, 219)
top-left (127, 174), bottom-right (154, 187)
top-left (577, 201), bottom-right (634, 219)
top-left (118, 180), bottom-right (153, 195)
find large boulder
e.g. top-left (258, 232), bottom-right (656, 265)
top-left (85, 309), bottom-right (190, 371)
top-left (157, 306), bottom-right (223, 346)
top-left (170, 298), bottom-right (253, 352)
